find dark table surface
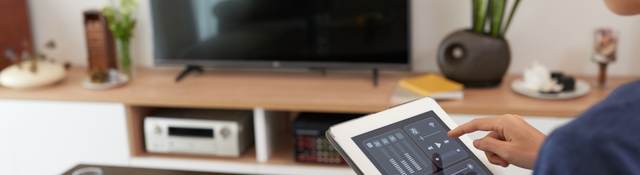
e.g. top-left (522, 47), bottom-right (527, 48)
top-left (63, 164), bottom-right (243, 175)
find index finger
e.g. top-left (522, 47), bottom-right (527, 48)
top-left (448, 117), bottom-right (503, 138)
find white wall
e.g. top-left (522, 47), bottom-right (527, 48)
top-left (29, 0), bottom-right (640, 76)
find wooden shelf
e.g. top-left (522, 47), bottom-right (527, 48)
top-left (263, 135), bottom-right (353, 175)
top-left (440, 76), bottom-right (635, 117)
top-left (135, 147), bottom-right (257, 163)
top-left (265, 113), bottom-right (350, 169)
top-left (5, 65), bottom-right (614, 175)
top-left (124, 106), bottom-right (354, 175)
top-left (0, 67), bottom-right (635, 117)
top-left (267, 138), bottom-right (348, 168)
top-left (0, 68), bottom-right (400, 113)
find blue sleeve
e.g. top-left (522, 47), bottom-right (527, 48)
top-left (532, 130), bottom-right (606, 174)
top-left (532, 128), bottom-right (633, 175)
top-left (533, 81), bottom-right (640, 174)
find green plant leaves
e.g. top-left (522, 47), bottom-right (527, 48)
top-left (121, 0), bottom-right (137, 15)
top-left (502, 0), bottom-right (522, 36)
top-left (102, 0), bottom-right (138, 41)
top-left (470, 0), bottom-right (520, 38)
top-left (472, 0), bottom-right (487, 33)
top-left (490, 0), bottom-right (506, 37)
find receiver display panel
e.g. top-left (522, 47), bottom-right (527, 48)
top-left (169, 127), bottom-right (214, 138)
top-left (352, 111), bottom-right (492, 175)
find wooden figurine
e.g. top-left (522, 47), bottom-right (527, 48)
top-left (592, 28), bottom-right (618, 88)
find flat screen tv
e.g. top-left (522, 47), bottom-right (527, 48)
top-left (150, 0), bottom-right (410, 70)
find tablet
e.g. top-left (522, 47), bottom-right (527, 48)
top-left (327, 98), bottom-right (503, 175)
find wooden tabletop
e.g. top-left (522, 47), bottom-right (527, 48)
top-left (0, 68), bottom-right (635, 117)
top-left (443, 76), bottom-right (634, 117)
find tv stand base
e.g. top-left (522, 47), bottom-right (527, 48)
top-left (175, 65), bottom-right (204, 82)
top-left (372, 68), bottom-right (379, 87)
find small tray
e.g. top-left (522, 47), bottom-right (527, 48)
top-left (83, 71), bottom-right (129, 90)
top-left (511, 79), bottom-right (591, 100)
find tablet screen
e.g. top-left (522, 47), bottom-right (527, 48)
top-left (352, 111), bottom-right (492, 175)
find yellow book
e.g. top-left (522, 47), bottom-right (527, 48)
top-left (399, 74), bottom-right (463, 96)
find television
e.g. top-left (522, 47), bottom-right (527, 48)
top-left (150, 0), bottom-right (410, 70)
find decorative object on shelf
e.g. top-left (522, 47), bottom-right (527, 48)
top-left (83, 69), bottom-right (129, 90)
top-left (592, 28), bottom-right (618, 88)
top-left (437, 0), bottom-right (522, 88)
top-left (0, 0), bottom-right (33, 71)
top-left (70, 166), bottom-right (103, 175)
top-left (102, 0), bottom-right (137, 79)
top-left (0, 43), bottom-right (68, 90)
top-left (83, 10), bottom-right (128, 90)
top-left (293, 113), bottom-right (356, 165)
top-left (511, 62), bottom-right (591, 100)
top-left (391, 74), bottom-right (464, 104)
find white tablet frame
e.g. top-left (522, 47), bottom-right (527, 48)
top-left (328, 97), bottom-right (504, 175)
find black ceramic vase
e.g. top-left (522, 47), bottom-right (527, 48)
top-left (437, 30), bottom-right (511, 88)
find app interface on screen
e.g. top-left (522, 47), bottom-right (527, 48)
top-left (352, 111), bottom-right (492, 175)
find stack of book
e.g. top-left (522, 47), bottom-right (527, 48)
top-left (391, 74), bottom-right (464, 104)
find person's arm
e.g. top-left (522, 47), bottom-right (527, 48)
top-left (532, 126), bottom-right (632, 175)
top-left (447, 114), bottom-right (545, 169)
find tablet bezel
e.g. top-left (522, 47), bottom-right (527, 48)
top-left (328, 97), bottom-right (504, 175)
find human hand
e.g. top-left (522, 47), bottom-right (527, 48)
top-left (448, 114), bottom-right (545, 169)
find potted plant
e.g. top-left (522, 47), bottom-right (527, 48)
top-left (437, 0), bottom-right (522, 87)
top-left (103, 0), bottom-right (137, 78)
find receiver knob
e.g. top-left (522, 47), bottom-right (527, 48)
top-left (220, 127), bottom-right (231, 139)
top-left (154, 126), bottom-right (162, 135)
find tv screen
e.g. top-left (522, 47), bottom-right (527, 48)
top-left (151, 0), bottom-right (410, 70)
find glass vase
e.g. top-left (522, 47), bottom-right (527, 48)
top-left (116, 38), bottom-right (133, 78)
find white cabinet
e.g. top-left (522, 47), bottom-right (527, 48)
top-left (0, 106), bottom-right (14, 175)
top-left (0, 99), bottom-right (576, 175)
top-left (0, 100), bottom-right (130, 175)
